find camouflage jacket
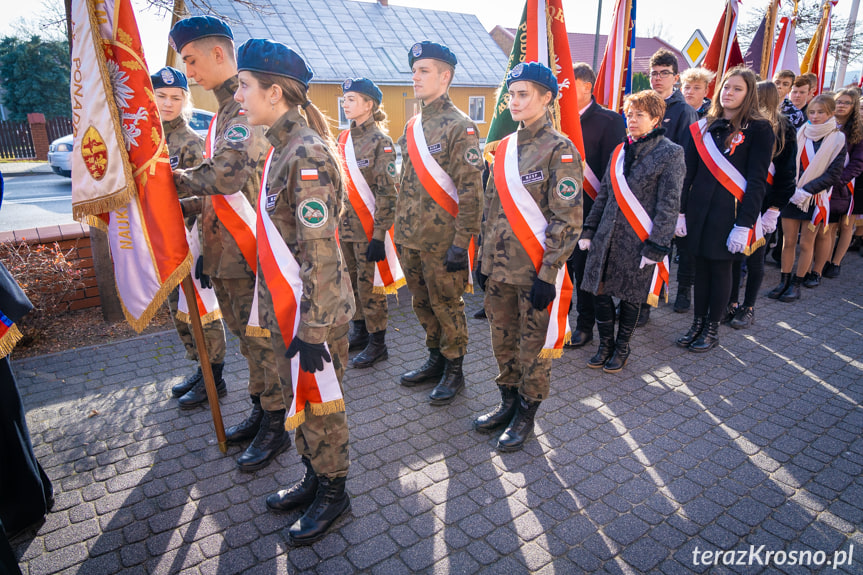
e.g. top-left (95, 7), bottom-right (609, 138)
top-left (338, 116), bottom-right (398, 243)
top-left (480, 115), bottom-right (584, 286)
top-left (163, 116), bottom-right (204, 230)
top-left (173, 75), bottom-right (269, 279)
top-left (257, 108), bottom-right (355, 345)
top-left (395, 94), bottom-right (483, 253)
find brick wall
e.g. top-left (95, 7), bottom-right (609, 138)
top-left (0, 223), bottom-right (99, 311)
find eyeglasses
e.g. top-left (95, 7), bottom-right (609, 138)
top-left (650, 70), bottom-right (674, 78)
top-left (835, 100), bottom-right (853, 106)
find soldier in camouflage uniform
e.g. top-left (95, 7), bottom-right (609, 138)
top-left (395, 41), bottom-right (483, 405)
top-left (338, 78), bottom-right (398, 369)
top-left (151, 66), bottom-right (229, 403)
top-left (474, 62), bottom-right (583, 452)
top-left (232, 39), bottom-right (354, 546)
top-left (169, 17), bottom-right (286, 473)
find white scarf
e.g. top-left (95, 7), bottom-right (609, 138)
top-left (796, 118), bottom-right (845, 189)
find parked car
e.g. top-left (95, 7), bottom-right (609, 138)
top-left (47, 109), bottom-right (216, 178)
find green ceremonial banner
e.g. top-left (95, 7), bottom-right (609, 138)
top-left (484, 2), bottom-right (527, 157)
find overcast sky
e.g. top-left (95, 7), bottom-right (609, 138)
top-left (2, 0), bottom-right (861, 80)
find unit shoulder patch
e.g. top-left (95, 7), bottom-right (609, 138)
top-left (298, 198), bottom-right (328, 228)
top-left (556, 177), bottom-right (580, 200)
top-left (224, 123), bottom-right (251, 143)
top-left (465, 147), bottom-right (482, 167)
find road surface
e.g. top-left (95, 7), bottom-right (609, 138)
top-left (0, 173), bottom-right (75, 232)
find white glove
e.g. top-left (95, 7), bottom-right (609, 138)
top-left (675, 214), bottom-right (687, 237)
top-left (726, 225), bottom-right (750, 254)
top-left (761, 208), bottom-right (780, 234)
top-left (790, 188), bottom-right (811, 210)
top-left (639, 256), bottom-right (659, 269)
top-left (578, 238), bottom-right (591, 251)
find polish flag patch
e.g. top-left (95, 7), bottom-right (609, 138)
top-left (466, 127), bottom-right (475, 135)
top-left (383, 146), bottom-right (393, 153)
top-left (561, 154), bottom-right (573, 163)
top-left (238, 109), bottom-right (246, 115)
top-left (301, 169), bottom-right (319, 181)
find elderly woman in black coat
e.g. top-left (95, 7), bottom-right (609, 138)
top-left (676, 66), bottom-right (774, 352)
top-left (578, 90), bottom-right (684, 373)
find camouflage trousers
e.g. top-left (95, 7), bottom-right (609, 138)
top-left (167, 286), bottom-right (227, 364)
top-left (485, 279), bottom-right (552, 402)
top-left (342, 241), bottom-right (388, 333)
top-left (398, 246), bottom-right (468, 359)
top-left (270, 323), bottom-right (350, 478)
top-left (211, 277), bottom-right (283, 411)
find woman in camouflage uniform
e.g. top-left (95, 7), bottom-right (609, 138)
top-left (337, 78), bottom-right (399, 369)
top-left (152, 66), bottom-right (228, 404)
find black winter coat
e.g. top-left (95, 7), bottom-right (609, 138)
top-left (582, 130), bottom-right (684, 304)
top-left (580, 98), bottom-right (627, 218)
top-left (763, 116), bottom-right (797, 212)
top-left (662, 90), bottom-right (699, 149)
top-left (682, 117), bottom-right (775, 261)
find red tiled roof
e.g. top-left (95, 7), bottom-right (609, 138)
top-left (503, 28), bottom-right (690, 75)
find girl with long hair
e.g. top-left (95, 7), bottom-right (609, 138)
top-left (772, 94), bottom-right (846, 300)
top-left (675, 66), bottom-right (774, 351)
top-left (233, 39), bottom-right (355, 545)
top-left (728, 81), bottom-right (796, 327)
top-left (819, 87), bottom-right (863, 278)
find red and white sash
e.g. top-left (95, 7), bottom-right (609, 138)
top-left (177, 220), bottom-right (222, 325)
top-left (800, 139), bottom-right (831, 232)
top-left (689, 119), bottom-right (764, 255)
top-left (766, 162), bottom-right (775, 186)
top-left (842, 155), bottom-right (855, 222)
top-left (406, 114), bottom-right (476, 291)
top-left (202, 114), bottom-right (266, 334)
top-left (256, 149), bottom-right (344, 430)
top-left (583, 163), bottom-right (601, 201)
top-left (609, 144), bottom-right (669, 307)
top-left (337, 129), bottom-right (405, 294)
top-left (493, 134), bottom-right (572, 358)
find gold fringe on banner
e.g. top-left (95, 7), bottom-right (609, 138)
top-left (118, 254), bottom-right (193, 333)
top-left (176, 309), bottom-right (223, 325)
top-left (372, 277), bottom-right (406, 295)
top-left (0, 324), bottom-right (23, 360)
top-left (245, 325), bottom-right (272, 338)
top-left (283, 399), bottom-right (346, 431)
top-left (742, 236), bottom-right (766, 256)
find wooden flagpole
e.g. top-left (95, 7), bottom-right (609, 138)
top-left (760, 0), bottom-right (779, 79)
top-left (180, 275), bottom-right (227, 454)
top-left (716, 0), bottom-right (734, 82)
top-left (615, 0), bottom-right (633, 114)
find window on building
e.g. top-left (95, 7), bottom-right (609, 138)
top-left (337, 97), bottom-right (349, 129)
top-left (469, 96), bottom-right (485, 123)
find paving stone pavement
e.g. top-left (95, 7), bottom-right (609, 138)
top-left (8, 256), bottom-right (863, 574)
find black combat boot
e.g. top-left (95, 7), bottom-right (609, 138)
top-left (235, 409), bottom-right (290, 472)
top-left (779, 275), bottom-right (803, 302)
top-left (689, 321), bottom-right (719, 352)
top-left (172, 366), bottom-right (202, 398)
top-left (803, 271), bottom-right (821, 288)
top-left (348, 320), bottom-right (369, 351)
top-left (473, 385), bottom-right (518, 434)
top-left (496, 395), bottom-right (541, 452)
top-left (766, 272), bottom-right (790, 299)
top-left (266, 456), bottom-right (318, 512)
top-left (729, 305), bottom-right (755, 329)
top-left (349, 330), bottom-right (388, 369)
top-left (587, 321), bottom-right (615, 368)
top-left (400, 348), bottom-right (446, 387)
top-left (225, 395), bottom-right (263, 444)
top-left (565, 327), bottom-right (593, 348)
top-left (288, 475), bottom-right (350, 545)
top-left (673, 286), bottom-right (691, 312)
top-left (676, 316), bottom-right (706, 348)
top-left (604, 301), bottom-right (640, 373)
top-left (428, 356), bottom-right (465, 405)
top-left (178, 363), bottom-right (226, 409)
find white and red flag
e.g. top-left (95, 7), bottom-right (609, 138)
top-left (70, 0), bottom-right (190, 331)
top-left (772, 15), bottom-right (801, 76)
top-left (593, 0), bottom-right (636, 115)
top-left (702, 0), bottom-right (745, 97)
top-left (801, 0), bottom-right (839, 95)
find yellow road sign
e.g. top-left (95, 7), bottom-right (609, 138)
top-left (683, 29), bottom-right (709, 68)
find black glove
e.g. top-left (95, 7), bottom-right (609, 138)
top-left (444, 245), bottom-right (469, 272)
top-left (529, 277), bottom-right (556, 310)
top-left (474, 269), bottom-right (489, 292)
top-left (286, 336), bottom-right (332, 373)
top-left (366, 238), bottom-right (386, 262)
top-left (194, 256), bottom-right (211, 290)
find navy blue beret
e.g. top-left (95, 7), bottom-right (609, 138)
top-left (151, 66), bottom-right (188, 91)
top-left (169, 16), bottom-right (233, 53)
top-left (506, 61), bottom-right (559, 99)
top-left (237, 39), bottom-right (313, 88)
top-left (408, 41), bottom-right (457, 69)
top-left (342, 78), bottom-right (382, 105)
